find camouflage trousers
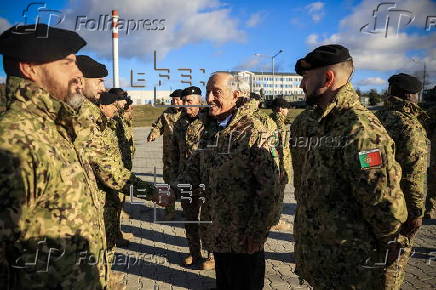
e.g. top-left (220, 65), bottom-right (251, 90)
top-left (384, 234), bottom-right (413, 290)
top-left (163, 175), bottom-right (176, 218)
top-left (181, 198), bottom-right (201, 257)
top-left (273, 183), bottom-right (287, 225)
top-left (104, 191), bottom-right (124, 249)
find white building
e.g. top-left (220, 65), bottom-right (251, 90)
top-left (126, 90), bottom-right (172, 105)
top-left (216, 70), bottom-right (305, 101)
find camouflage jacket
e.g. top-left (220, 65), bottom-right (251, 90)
top-left (176, 102), bottom-right (281, 253)
top-left (239, 99), bottom-right (280, 172)
top-left (112, 115), bottom-right (135, 171)
top-left (0, 77), bottom-right (107, 289)
top-left (75, 99), bottom-right (154, 199)
top-left (241, 99), bottom-right (277, 134)
top-left (290, 108), bottom-right (317, 200)
top-left (170, 111), bottom-right (204, 178)
top-left (294, 83), bottom-right (407, 288)
top-left (147, 107), bottom-right (181, 182)
top-left (270, 111), bottom-right (292, 185)
top-left (375, 96), bottom-right (429, 218)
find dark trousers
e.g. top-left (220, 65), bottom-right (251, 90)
top-left (214, 251), bottom-right (265, 290)
top-left (181, 198), bottom-right (201, 256)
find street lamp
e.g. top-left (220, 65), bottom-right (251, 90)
top-left (272, 50), bottom-right (284, 99)
top-left (254, 49), bottom-right (284, 99)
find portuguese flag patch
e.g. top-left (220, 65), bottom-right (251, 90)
top-left (359, 149), bottom-right (382, 169)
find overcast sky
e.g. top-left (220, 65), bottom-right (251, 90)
top-left (1, 0), bottom-right (435, 92)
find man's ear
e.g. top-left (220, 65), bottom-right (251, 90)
top-left (19, 62), bottom-right (39, 81)
top-left (324, 70), bottom-right (335, 88)
top-left (233, 90), bottom-right (241, 100)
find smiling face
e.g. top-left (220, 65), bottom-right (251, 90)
top-left (206, 73), bottom-right (238, 120)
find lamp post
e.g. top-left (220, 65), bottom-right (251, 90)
top-left (255, 49), bottom-right (284, 100)
top-left (272, 50), bottom-right (284, 99)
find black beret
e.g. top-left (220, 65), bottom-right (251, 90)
top-left (182, 86), bottom-right (202, 97)
top-left (99, 92), bottom-right (124, 105)
top-left (250, 92), bottom-right (262, 100)
top-left (77, 55), bottom-right (108, 78)
top-left (108, 87), bottom-right (132, 108)
top-left (108, 87), bottom-right (127, 98)
top-left (0, 24), bottom-right (86, 63)
top-left (271, 98), bottom-right (289, 109)
top-left (170, 89), bottom-right (183, 98)
top-left (388, 73), bottom-right (422, 94)
top-left (295, 44), bottom-right (352, 76)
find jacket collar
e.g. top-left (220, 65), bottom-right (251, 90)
top-left (7, 76), bottom-right (75, 122)
top-left (315, 82), bottom-right (360, 123)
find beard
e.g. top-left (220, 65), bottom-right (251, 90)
top-left (304, 80), bottom-right (325, 106)
top-left (305, 92), bottom-right (324, 106)
top-left (65, 93), bottom-right (85, 110)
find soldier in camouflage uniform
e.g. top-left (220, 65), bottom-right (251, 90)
top-left (108, 88), bottom-right (136, 247)
top-left (169, 86), bottom-right (207, 267)
top-left (0, 24), bottom-right (109, 289)
top-left (76, 59), bottom-right (159, 252)
top-left (269, 98), bottom-right (292, 231)
top-left (108, 88), bottom-right (135, 171)
top-left (147, 89), bottom-right (183, 219)
top-left (176, 72), bottom-right (281, 289)
top-left (375, 73), bottom-right (429, 289)
top-left (293, 45), bottom-right (407, 289)
top-left (80, 93), bottom-right (158, 246)
top-left (425, 105), bottom-right (436, 219)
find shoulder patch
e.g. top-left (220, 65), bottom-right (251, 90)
top-left (359, 149), bottom-right (382, 169)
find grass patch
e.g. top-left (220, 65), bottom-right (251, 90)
top-left (132, 105), bottom-right (304, 127)
top-left (132, 105), bottom-right (166, 127)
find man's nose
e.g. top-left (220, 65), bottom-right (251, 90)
top-left (71, 76), bottom-right (84, 91)
top-left (207, 91), bottom-right (214, 102)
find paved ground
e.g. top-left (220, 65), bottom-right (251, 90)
top-left (113, 127), bottom-right (436, 290)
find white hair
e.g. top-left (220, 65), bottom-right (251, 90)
top-left (209, 72), bottom-right (250, 96)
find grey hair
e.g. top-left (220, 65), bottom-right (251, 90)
top-left (209, 72), bottom-right (250, 96)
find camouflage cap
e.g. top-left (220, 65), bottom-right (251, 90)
top-left (295, 44), bottom-right (352, 76)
